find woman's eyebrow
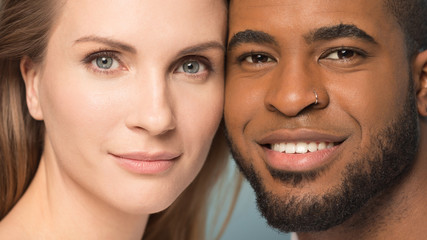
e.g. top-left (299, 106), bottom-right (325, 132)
top-left (73, 36), bottom-right (137, 53)
top-left (74, 37), bottom-right (224, 56)
top-left (177, 41), bottom-right (226, 56)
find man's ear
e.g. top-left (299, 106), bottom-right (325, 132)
top-left (414, 50), bottom-right (427, 117)
top-left (20, 56), bottom-right (44, 120)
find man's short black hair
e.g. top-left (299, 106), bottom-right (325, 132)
top-left (384, 0), bottom-right (427, 57)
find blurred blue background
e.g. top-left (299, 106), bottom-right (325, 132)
top-left (207, 160), bottom-right (291, 240)
top-left (221, 180), bottom-right (291, 240)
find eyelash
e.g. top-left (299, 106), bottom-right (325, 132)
top-left (82, 50), bottom-right (214, 81)
top-left (173, 55), bottom-right (213, 78)
top-left (82, 50), bottom-right (125, 75)
top-left (319, 47), bottom-right (368, 61)
top-left (234, 47), bottom-right (368, 66)
top-left (236, 51), bottom-right (276, 64)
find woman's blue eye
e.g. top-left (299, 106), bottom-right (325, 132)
top-left (176, 59), bottom-right (207, 74)
top-left (90, 56), bottom-right (119, 70)
top-left (183, 61), bottom-right (200, 73)
top-left (95, 57), bottom-right (114, 69)
top-left (83, 51), bottom-right (125, 75)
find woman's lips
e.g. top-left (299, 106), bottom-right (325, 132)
top-left (111, 152), bottom-right (181, 174)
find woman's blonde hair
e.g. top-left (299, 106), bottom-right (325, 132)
top-left (0, 0), bottom-right (238, 239)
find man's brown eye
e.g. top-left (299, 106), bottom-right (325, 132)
top-left (337, 50), bottom-right (355, 59)
top-left (253, 54), bottom-right (269, 63)
top-left (324, 49), bottom-right (357, 60)
top-left (244, 54), bottom-right (273, 63)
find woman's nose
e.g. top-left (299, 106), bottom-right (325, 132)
top-left (125, 71), bottom-right (176, 136)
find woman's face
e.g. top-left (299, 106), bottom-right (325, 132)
top-left (25, 0), bottom-right (226, 214)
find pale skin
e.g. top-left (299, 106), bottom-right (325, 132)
top-left (0, 0), bottom-right (226, 239)
top-left (226, 0), bottom-right (427, 239)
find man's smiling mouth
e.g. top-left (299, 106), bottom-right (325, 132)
top-left (269, 142), bottom-right (337, 154)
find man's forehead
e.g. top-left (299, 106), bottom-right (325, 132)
top-left (228, 0), bottom-right (400, 46)
top-left (230, 0), bottom-right (384, 7)
top-left (231, 0), bottom-right (299, 8)
top-left (229, 0), bottom-right (389, 21)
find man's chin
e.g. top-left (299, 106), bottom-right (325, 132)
top-left (229, 108), bottom-right (418, 232)
top-left (243, 163), bottom-right (357, 232)
top-left (251, 152), bottom-right (413, 232)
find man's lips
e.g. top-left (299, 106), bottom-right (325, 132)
top-left (257, 129), bottom-right (347, 172)
top-left (270, 141), bottom-right (335, 154)
top-left (257, 128), bottom-right (347, 146)
top-left (263, 146), bottom-right (339, 172)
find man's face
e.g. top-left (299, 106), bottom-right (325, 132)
top-left (225, 0), bottom-right (420, 232)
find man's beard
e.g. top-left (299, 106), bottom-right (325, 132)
top-left (225, 80), bottom-right (420, 232)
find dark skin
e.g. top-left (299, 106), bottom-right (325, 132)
top-left (225, 0), bottom-right (427, 239)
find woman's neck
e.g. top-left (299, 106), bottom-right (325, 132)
top-left (0, 153), bottom-right (149, 239)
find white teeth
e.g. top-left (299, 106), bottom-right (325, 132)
top-left (296, 142), bottom-right (308, 154)
top-left (308, 142), bottom-right (317, 152)
top-left (286, 143), bottom-right (296, 154)
top-left (272, 144), bottom-right (281, 152)
top-left (270, 141), bottom-right (335, 154)
top-left (272, 143), bottom-right (287, 152)
top-left (279, 143), bottom-right (286, 152)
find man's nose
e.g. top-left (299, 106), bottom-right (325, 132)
top-left (264, 61), bottom-right (328, 116)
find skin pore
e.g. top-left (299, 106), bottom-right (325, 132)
top-left (0, 0), bottom-right (226, 239)
top-left (225, 0), bottom-right (427, 239)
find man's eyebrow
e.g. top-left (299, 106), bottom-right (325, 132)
top-left (74, 36), bottom-right (137, 53)
top-left (228, 30), bottom-right (278, 51)
top-left (177, 41), bottom-right (225, 56)
top-left (304, 24), bottom-right (378, 44)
